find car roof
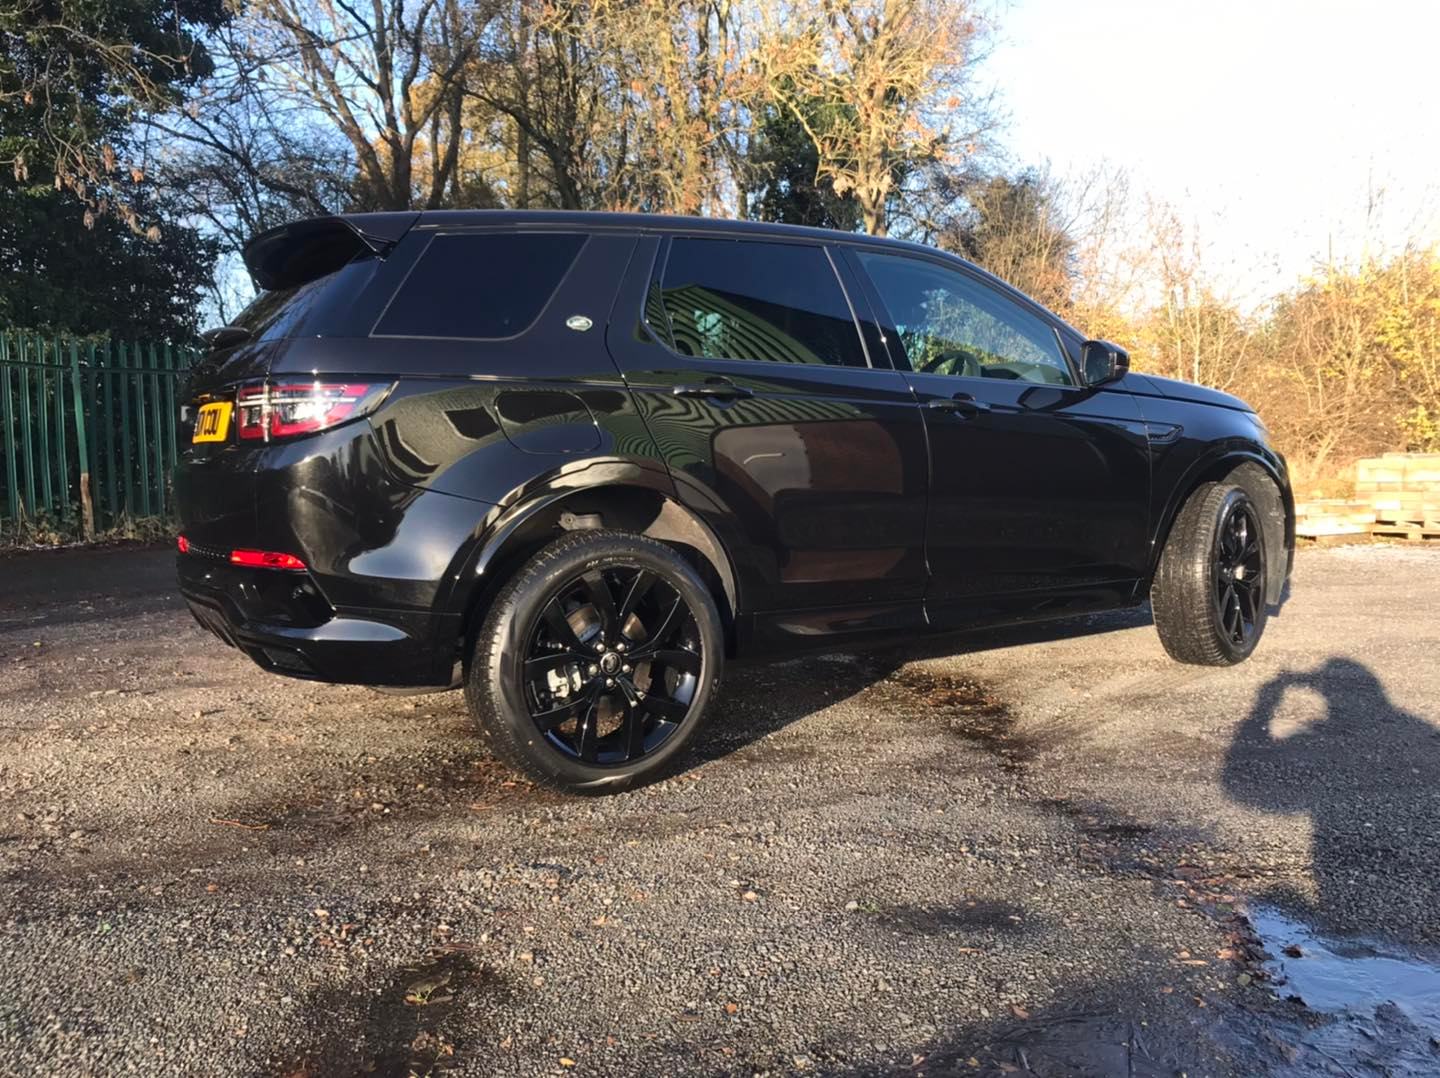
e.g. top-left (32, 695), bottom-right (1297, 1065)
top-left (259, 209), bottom-right (1084, 340)
top-left (401, 210), bottom-right (1067, 322)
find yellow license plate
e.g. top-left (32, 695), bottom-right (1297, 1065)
top-left (192, 401), bottom-right (233, 443)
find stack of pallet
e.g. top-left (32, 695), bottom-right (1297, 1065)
top-left (1356, 454), bottom-right (1440, 541)
top-left (1293, 498), bottom-right (1376, 540)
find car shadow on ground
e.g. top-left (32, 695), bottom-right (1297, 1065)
top-left (1221, 656), bottom-right (1440, 950)
top-left (687, 605), bottom-right (1153, 772)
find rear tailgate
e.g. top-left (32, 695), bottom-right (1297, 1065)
top-left (176, 214), bottom-right (418, 550)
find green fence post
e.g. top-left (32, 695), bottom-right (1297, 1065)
top-left (52, 336), bottom-right (70, 521)
top-left (133, 340), bottom-right (151, 518)
top-left (100, 340), bottom-right (117, 529)
top-left (161, 343), bottom-right (178, 515)
top-left (1, 332), bottom-right (17, 524)
top-left (69, 338), bottom-right (94, 538)
top-left (147, 341), bottom-right (163, 517)
top-left (35, 335), bottom-right (54, 516)
top-left (19, 333), bottom-right (36, 521)
top-left (117, 340), bottom-right (134, 519)
top-left (1, 333), bottom-right (15, 524)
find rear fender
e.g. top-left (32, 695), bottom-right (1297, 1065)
top-left (437, 462), bottom-right (741, 643)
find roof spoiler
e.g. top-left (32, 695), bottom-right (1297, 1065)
top-left (242, 213), bottom-right (420, 290)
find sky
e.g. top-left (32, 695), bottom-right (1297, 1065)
top-left (983, 0), bottom-right (1440, 301)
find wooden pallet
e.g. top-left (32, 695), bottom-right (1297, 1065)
top-left (1371, 526), bottom-right (1440, 541)
top-left (1294, 499), bottom-right (1376, 539)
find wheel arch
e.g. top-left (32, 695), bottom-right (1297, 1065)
top-left (449, 481), bottom-right (741, 658)
top-left (1150, 447), bottom-right (1294, 606)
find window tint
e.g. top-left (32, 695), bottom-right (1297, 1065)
top-left (654, 238), bottom-right (866, 367)
top-left (375, 232), bottom-right (585, 338)
top-left (856, 251), bottom-right (1073, 386)
top-left (233, 255), bottom-right (380, 342)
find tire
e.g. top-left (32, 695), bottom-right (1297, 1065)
top-left (1151, 477), bottom-right (1271, 666)
top-left (465, 529), bottom-right (724, 791)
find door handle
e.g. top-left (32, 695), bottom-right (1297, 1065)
top-left (926, 393), bottom-right (989, 416)
top-left (672, 378), bottom-right (754, 402)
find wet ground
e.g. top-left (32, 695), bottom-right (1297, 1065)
top-left (2, 541), bottom-right (1439, 1076)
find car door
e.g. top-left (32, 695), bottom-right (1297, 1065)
top-left (606, 233), bottom-right (929, 640)
top-left (843, 247), bottom-right (1152, 627)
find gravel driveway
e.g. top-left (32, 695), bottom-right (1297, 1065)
top-left (2, 542), bottom-right (1438, 1077)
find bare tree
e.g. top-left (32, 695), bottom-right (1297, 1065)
top-left (239, 0), bottom-right (491, 211)
top-left (469, 0), bottom-right (754, 215)
top-left (757, 0), bottom-right (984, 236)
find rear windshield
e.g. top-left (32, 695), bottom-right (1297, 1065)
top-left (232, 254), bottom-right (381, 342)
top-left (373, 232), bottom-right (586, 339)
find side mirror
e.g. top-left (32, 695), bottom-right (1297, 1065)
top-left (1080, 339), bottom-right (1129, 386)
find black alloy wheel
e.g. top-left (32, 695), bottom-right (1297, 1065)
top-left (522, 565), bottom-right (702, 765)
top-left (466, 529), bottom-right (724, 790)
top-left (1213, 497), bottom-right (1266, 650)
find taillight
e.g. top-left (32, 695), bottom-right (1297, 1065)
top-left (177, 535), bottom-right (190, 554)
top-left (237, 382), bottom-right (387, 442)
top-left (229, 548), bottom-right (307, 570)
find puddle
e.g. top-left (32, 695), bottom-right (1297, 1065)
top-left (1251, 905), bottom-right (1440, 1032)
top-left (1246, 904), bottom-right (1440, 1076)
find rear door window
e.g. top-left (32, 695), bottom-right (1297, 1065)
top-left (650, 238), bottom-right (867, 367)
top-left (374, 232), bottom-right (586, 339)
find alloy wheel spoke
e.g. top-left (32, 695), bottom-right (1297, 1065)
top-left (581, 570), bottom-right (619, 641)
top-left (541, 597), bottom-right (585, 652)
top-left (637, 690), bottom-right (689, 721)
top-left (524, 650), bottom-right (588, 676)
top-left (1236, 580), bottom-right (1254, 624)
top-left (647, 648), bottom-right (701, 676)
top-left (617, 680), bottom-right (648, 760)
top-left (1221, 585), bottom-right (1240, 639)
top-left (574, 686), bottom-right (603, 763)
top-left (618, 569), bottom-right (656, 624)
top-left (631, 596), bottom-right (686, 658)
top-left (532, 693), bottom-right (584, 731)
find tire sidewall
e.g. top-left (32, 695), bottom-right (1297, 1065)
top-left (477, 534), bottom-right (724, 790)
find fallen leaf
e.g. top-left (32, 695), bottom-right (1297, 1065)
top-left (1010, 1004), bottom-right (1031, 1019)
top-left (724, 1002), bottom-right (738, 1015)
top-left (559, 1058), bottom-right (576, 1068)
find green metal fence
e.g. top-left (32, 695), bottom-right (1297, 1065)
top-left (0, 330), bottom-right (202, 537)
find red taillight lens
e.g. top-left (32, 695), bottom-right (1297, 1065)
top-left (229, 548), bottom-right (307, 570)
top-left (237, 382), bottom-right (385, 442)
top-left (177, 535), bottom-right (190, 554)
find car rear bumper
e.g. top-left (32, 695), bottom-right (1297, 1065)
top-left (177, 552), bottom-right (458, 687)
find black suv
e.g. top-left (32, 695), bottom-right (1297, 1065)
top-left (176, 211), bottom-right (1294, 790)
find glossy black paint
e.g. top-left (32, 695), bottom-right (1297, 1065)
top-left (176, 210), bottom-right (1294, 687)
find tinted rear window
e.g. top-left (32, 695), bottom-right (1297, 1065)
top-left (651, 238), bottom-right (866, 367)
top-left (232, 255), bottom-right (380, 342)
top-left (374, 232), bottom-right (586, 339)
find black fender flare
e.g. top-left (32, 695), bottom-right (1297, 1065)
top-left (1149, 443), bottom-right (1294, 604)
top-left (436, 459), bottom-right (741, 628)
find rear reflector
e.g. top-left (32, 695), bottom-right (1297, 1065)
top-left (177, 535), bottom-right (190, 554)
top-left (228, 548), bottom-right (307, 571)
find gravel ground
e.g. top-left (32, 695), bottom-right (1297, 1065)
top-left (2, 541), bottom-right (1439, 1077)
